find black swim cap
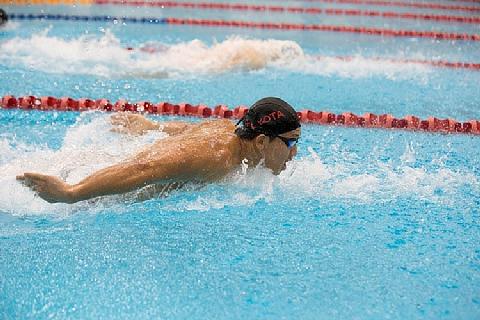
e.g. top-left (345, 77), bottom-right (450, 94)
top-left (0, 9), bottom-right (8, 26)
top-left (235, 97), bottom-right (300, 139)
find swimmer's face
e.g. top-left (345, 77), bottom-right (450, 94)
top-left (257, 128), bottom-right (301, 175)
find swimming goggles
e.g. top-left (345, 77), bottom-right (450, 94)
top-left (277, 136), bottom-right (299, 149)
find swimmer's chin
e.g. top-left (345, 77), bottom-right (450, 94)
top-left (271, 165), bottom-right (287, 176)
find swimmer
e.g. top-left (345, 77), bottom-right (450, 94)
top-left (0, 9), bottom-right (8, 26)
top-left (17, 97), bottom-right (301, 203)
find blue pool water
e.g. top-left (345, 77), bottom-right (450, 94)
top-left (1, 2), bottom-right (480, 319)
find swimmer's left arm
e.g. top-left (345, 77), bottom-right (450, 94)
top-left (111, 113), bottom-right (159, 135)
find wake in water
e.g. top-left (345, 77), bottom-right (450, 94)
top-left (0, 112), bottom-right (167, 216)
top-left (0, 113), bottom-right (477, 217)
top-left (0, 27), bottom-right (430, 79)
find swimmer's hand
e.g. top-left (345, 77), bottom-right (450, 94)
top-left (110, 113), bottom-right (159, 135)
top-left (16, 173), bottom-right (75, 204)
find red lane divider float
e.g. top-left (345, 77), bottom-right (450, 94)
top-left (2, 95), bottom-right (479, 135)
top-left (95, 0), bottom-right (480, 24)
top-left (162, 18), bottom-right (480, 41)
top-left (329, 55), bottom-right (480, 71)
top-left (267, 0), bottom-right (480, 13)
top-left (445, 0), bottom-right (480, 3)
top-left (9, 13), bottom-right (480, 41)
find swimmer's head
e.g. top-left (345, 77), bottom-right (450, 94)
top-left (235, 97), bottom-right (301, 174)
top-left (0, 9), bottom-right (8, 26)
top-left (235, 97), bottom-right (300, 139)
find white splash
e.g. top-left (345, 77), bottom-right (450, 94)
top-left (0, 28), bottom-right (430, 79)
top-left (161, 144), bottom-right (478, 213)
top-left (0, 115), bottom-right (477, 217)
top-left (0, 112), bottom-right (167, 217)
top-left (0, 20), bottom-right (19, 31)
top-left (276, 146), bottom-right (479, 205)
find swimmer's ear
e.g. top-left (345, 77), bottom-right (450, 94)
top-left (253, 134), bottom-right (268, 152)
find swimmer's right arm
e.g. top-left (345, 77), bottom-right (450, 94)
top-left (111, 113), bottom-right (192, 135)
top-left (67, 159), bottom-right (177, 203)
top-left (17, 152), bottom-right (197, 203)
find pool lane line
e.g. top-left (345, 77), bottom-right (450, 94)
top-left (266, 0), bottom-right (480, 13)
top-left (8, 13), bottom-right (168, 23)
top-left (0, 0), bottom-right (93, 4)
top-left (445, 0), bottom-right (480, 3)
top-left (324, 56), bottom-right (480, 71)
top-left (94, 0), bottom-right (480, 24)
top-left (446, 0), bottom-right (480, 3)
top-left (3, 0), bottom-right (479, 12)
top-left (2, 95), bottom-right (480, 135)
top-left (7, 14), bottom-right (480, 42)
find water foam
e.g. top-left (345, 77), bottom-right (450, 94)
top-left (1, 20), bottom-right (19, 31)
top-left (0, 28), bottom-right (430, 79)
top-left (0, 115), bottom-right (477, 217)
top-left (0, 112), bottom-right (167, 217)
top-left (160, 145), bottom-right (478, 213)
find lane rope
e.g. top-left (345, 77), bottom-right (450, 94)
top-left (330, 55), bottom-right (480, 71)
top-left (266, 0), bottom-right (480, 13)
top-left (2, 95), bottom-right (479, 135)
top-left (0, 0), bottom-right (93, 4)
top-left (449, 0), bottom-right (480, 3)
top-left (444, 0), bottom-right (480, 3)
top-left (94, 0), bottom-right (480, 25)
top-left (3, 0), bottom-right (480, 12)
top-left (8, 14), bottom-right (480, 41)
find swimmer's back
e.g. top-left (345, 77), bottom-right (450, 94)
top-left (134, 119), bottom-right (240, 181)
top-left (156, 119), bottom-right (237, 147)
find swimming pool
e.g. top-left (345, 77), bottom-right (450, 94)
top-left (1, 1), bottom-right (480, 319)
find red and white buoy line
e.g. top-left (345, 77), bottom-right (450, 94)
top-left (266, 0), bottom-right (480, 13)
top-left (95, 0), bottom-right (480, 24)
top-left (8, 14), bottom-right (480, 42)
top-left (157, 18), bottom-right (480, 41)
top-left (444, 0), bottom-right (480, 3)
top-left (2, 95), bottom-right (479, 135)
top-left (326, 55), bottom-right (480, 71)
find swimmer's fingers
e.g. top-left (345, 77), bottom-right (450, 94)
top-left (110, 126), bottom-right (143, 135)
top-left (110, 113), bottom-right (127, 121)
top-left (110, 117), bottom-right (147, 135)
top-left (17, 174), bottom-right (35, 189)
top-left (110, 126), bottom-right (130, 134)
top-left (16, 173), bottom-right (45, 193)
top-left (110, 113), bottom-right (143, 126)
top-left (26, 181), bottom-right (55, 202)
top-left (23, 172), bottom-right (49, 181)
top-left (110, 113), bottom-right (130, 126)
top-left (16, 173), bottom-right (71, 203)
top-left (111, 115), bottom-right (135, 132)
top-left (17, 172), bottom-right (46, 185)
